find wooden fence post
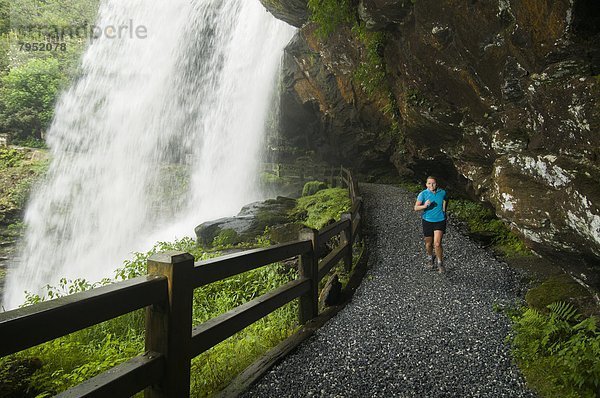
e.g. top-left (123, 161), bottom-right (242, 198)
top-left (145, 251), bottom-right (194, 398)
top-left (340, 213), bottom-right (353, 272)
top-left (298, 229), bottom-right (319, 324)
top-left (354, 197), bottom-right (363, 242)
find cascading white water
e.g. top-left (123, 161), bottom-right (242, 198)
top-left (3, 0), bottom-right (295, 309)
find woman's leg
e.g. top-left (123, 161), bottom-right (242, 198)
top-left (433, 230), bottom-right (444, 271)
top-left (425, 236), bottom-right (434, 257)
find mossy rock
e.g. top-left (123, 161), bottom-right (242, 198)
top-left (526, 274), bottom-right (591, 313)
top-left (268, 223), bottom-right (304, 244)
top-left (302, 180), bottom-right (328, 197)
top-left (195, 196), bottom-right (297, 248)
top-left (212, 228), bottom-right (241, 247)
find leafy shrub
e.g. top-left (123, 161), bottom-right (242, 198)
top-left (0, 58), bottom-right (67, 140)
top-left (302, 180), bottom-right (328, 197)
top-left (509, 302), bottom-right (600, 397)
top-left (0, 147), bottom-right (25, 168)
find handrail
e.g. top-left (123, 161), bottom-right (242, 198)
top-left (0, 166), bottom-right (363, 397)
top-left (0, 275), bottom-right (167, 357)
top-left (56, 352), bottom-right (165, 398)
top-left (317, 218), bottom-right (350, 250)
top-left (192, 240), bottom-right (312, 288)
top-left (190, 278), bottom-right (311, 357)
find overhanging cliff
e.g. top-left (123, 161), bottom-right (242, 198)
top-left (261, 0), bottom-right (600, 268)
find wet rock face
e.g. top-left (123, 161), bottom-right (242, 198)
top-left (279, 26), bottom-right (397, 173)
top-left (275, 0), bottom-right (600, 263)
top-left (358, 0), bottom-right (413, 29)
top-left (258, 0), bottom-right (308, 27)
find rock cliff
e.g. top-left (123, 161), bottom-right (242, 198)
top-left (261, 0), bottom-right (600, 270)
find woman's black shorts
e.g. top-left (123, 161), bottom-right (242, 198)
top-left (422, 219), bottom-right (446, 237)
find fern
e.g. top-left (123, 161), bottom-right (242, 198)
top-left (548, 301), bottom-right (580, 322)
top-left (509, 301), bottom-right (600, 396)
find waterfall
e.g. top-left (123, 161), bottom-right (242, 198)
top-left (3, 0), bottom-right (295, 309)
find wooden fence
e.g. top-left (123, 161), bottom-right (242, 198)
top-left (0, 167), bottom-right (362, 397)
top-left (261, 163), bottom-right (341, 187)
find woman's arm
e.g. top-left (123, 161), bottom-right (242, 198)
top-left (414, 200), bottom-right (430, 211)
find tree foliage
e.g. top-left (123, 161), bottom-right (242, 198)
top-left (0, 0), bottom-right (100, 142)
top-left (0, 57), bottom-right (65, 139)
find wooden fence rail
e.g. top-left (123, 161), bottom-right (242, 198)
top-left (261, 163), bottom-right (342, 187)
top-left (0, 166), bottom-right (362, 397)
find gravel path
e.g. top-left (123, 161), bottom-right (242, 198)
top-left (242, 183), bottom-right (535, 397)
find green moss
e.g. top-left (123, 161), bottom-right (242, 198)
top-left (302, 180), bottom-right (328, 196)
top-left (526, 274), bottom-right (591, 313)
top-left (260, 172), bottom-right (284, 185)
top-left (447, 199), bottom-right (530, 256)
top-left (352, 25), bottom-right (386, 97)
top-left (212, 228), bottom-right (240, 247)
top-left (307, 0), bottom-right (354, 39)
top-left (255, 209), bottom-right (289, 229)
top-left (350, 23), bottom-right (401, 141)
top-left (291, 187), bottom-right (351, 230)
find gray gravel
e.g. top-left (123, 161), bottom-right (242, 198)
top-left (242, 183), bottom-right (536, 397)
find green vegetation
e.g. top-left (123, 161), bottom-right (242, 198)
top-left (302, 180), bottom-right (328, 197)
top-left (307, 0), bottom-right (401, 130)
top-left (447, 199), bottom-right (530, 256)
top-left (399, 180), bottom-right (422, 193)
top-left (0, 183), bottom-right (356, 396)
top-left (0, 0), bottom-right (101, 142)
top-left (212, 228), bottom-right (240, 247)
top-left (291, 187), bottom-right (351, 229)
top-left (0, 147), bottom-right (48, 227)
top-left (0, 57), bottom-right (66, 140)
top-left (307, 0), bottom-right (354, 39)
top-left (307, 0), bottom-right (402, 138)
top-left (508, 302), bottom-right (600, 397)
top-left (0, 237), bottom-right (299, 397)
top-left (525, 274), bottom-right (591, 313)
top-left (352, 23), bottom-right (387, 97)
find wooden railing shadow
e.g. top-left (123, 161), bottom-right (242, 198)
top-left (0, 167), bottom-right (363, 397)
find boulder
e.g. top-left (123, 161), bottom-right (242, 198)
top-left (194, 196), bottom-right (297, 247)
